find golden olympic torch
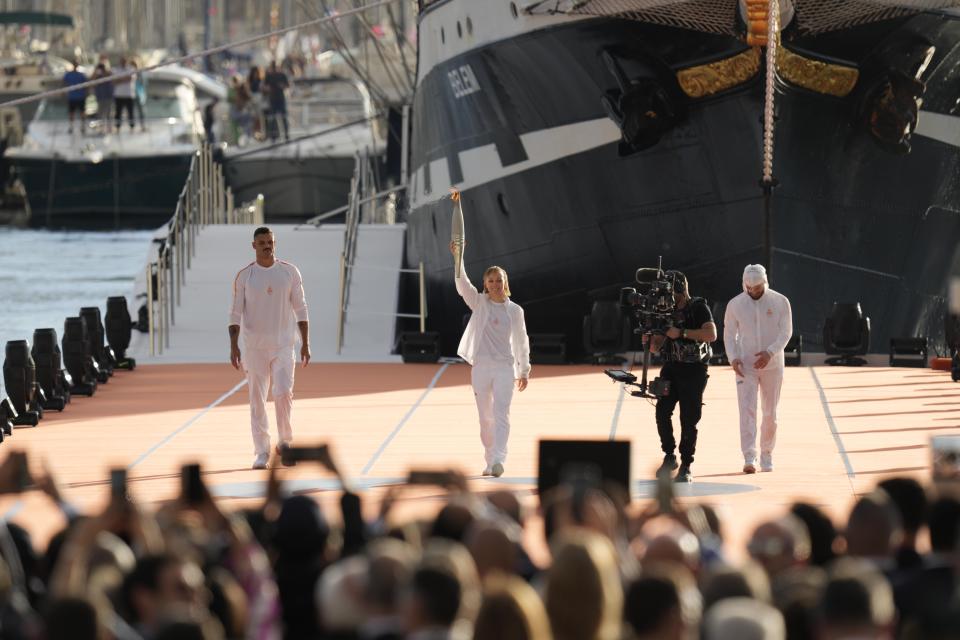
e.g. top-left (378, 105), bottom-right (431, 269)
top-left (450, 188), bottom-right (465, 278)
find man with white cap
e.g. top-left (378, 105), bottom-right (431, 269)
top-left (723, 264), bottom-right (792, 473)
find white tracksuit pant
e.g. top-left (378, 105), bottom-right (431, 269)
top-left (737, 366), bottom-right (783, 464)
top-left (245, 346), bottom-right (295, 456)
top-left (471, 360), bottom-right (515, 466)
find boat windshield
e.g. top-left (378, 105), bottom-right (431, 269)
top-left (36, 94), bottom-right (184, 121)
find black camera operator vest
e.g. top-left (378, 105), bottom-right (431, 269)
top-left (664, 297), bottom-right (713, 364)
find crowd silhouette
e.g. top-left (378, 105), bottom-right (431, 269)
top-left (0, 447), bottom-right (957, 640)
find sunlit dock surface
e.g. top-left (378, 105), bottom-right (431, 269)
top-left (2, 362), bottom-right (956, 564)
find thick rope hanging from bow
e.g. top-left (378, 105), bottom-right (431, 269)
top-left (762, 0), bottom-right (780, 185)
top-left (745, 0), bottom-right (781, 184)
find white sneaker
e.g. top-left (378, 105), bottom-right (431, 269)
top-left (491, 462), bottom-right (504, 478)
top-left (760, 454), bottom-right (773, 472)
top-left (252, 453), bottom-right (269, 469)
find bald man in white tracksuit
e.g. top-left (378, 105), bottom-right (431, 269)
top-left (452, 242), bottom-right (530, 478)
top-left (723, 264), bottom-right (792, 473)
top-left (229, 227), bottom-right (310, 470)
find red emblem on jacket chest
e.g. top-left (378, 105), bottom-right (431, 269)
top-left (267, 286), bottom-right (273, 295)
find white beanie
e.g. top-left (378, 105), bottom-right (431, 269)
top-left (743, 264), bottom-right (768, 288)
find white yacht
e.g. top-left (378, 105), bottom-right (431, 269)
top-left (7, 65), bottom-right (226, 227)
top-left (0, 11), bottom-right (82, 126)
top-left (222, 76), bottom-right (385, 222)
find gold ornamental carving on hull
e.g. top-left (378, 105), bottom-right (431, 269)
top-left (675, 46), bottom-right (860, 100)
top-left (776, 46), bottom-right (859, 98)
top-left (677, 48), bottom-right (761, 99)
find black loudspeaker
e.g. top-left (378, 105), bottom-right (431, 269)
top-left (399, 331), bottom-right (440, 363)
top-left (889, 337), bottom-right (927, 368)
top-left (62, 316), bottom-right (97, 397)
top-left (2, 341), bottom-right (41, 426)
top-left (537, 439), bottom-right (631, 502)
top-left (80, 307), bottom-right (113, 381)
top-left (785, 335), bottom-right (802, 367)
top-left (32, 328), bottom-right (69, 410)
top-left (0, 397), bottom-right (17, 435)
top-left (105, 296), bottom-right (136, 369)
top-left (530, 333), bottom-right (567, 365)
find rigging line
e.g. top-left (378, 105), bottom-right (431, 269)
top-left (322, 6), bottom-right (395, 109)
top-left (0, 0), bottom-right (396, 111)
top-left (386, 4), bottom-right (417, 90)
top-left (314, 0), bottom-right (393, 107)
top-left (355, 9), bottom-right (414, 98)
top-left (306, 0), bottom-right (384, 103)
top-left (304, 0), bottom-right (385, 98)
top-left (308, 0), bottom-right (407, 101)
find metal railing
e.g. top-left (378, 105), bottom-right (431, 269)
top-left (145, 142), bottom-right (264, 356)
top-left (334, 151), bottom-right (423, 354)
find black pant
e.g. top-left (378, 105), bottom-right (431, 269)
top-left (267, 100), bottom-right (289, 141)
top-left (115, 97), bottom-right (135, 129)
top-left (655, 361), bottom-right (709, 465)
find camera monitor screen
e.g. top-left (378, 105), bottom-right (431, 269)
top-left (537, 439), bottom-right (631, 503)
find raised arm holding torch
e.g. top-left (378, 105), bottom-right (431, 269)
top-left (451, 188), bottom-right (465, 278)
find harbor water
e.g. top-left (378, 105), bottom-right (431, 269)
top-left (0, 228), bottom-right (154, 396)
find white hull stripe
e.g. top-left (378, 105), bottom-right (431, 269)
top-left (410, 116), bottom-right (620, 207)
top-left (914, 110), bottom-right (960, 148)
top-left (410, 108), bottom-right (960, 207)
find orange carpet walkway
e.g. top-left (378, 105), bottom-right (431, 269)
top-left (1, 361), bottom-right (956, 563)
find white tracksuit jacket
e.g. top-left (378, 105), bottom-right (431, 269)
top-left (723, 287), bottom-right (793, 465)
top-left (723, 288), bottom-right (793, 370)
top-left (229, 259), bottom-right (309, 456)
top-left (454, 263), bottom-right (531, 380)
top-left (455, 261), bottom-right (530, 467)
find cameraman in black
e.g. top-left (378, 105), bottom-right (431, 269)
top-left (644, 272), bottom-right (717, 483)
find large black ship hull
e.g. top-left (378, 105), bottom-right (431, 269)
top-left (405, 11), bottom-right (960, 358)
top-left (13, 153), bottom-right (193, 229)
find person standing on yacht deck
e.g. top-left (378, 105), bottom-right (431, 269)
top-left (449, 233), bottom-right (530, 479)
top-left (131, 59), bottom-right (148, 132)
top-left (63, 61), bottom-right (87, 135)
top-left (723, 264), bottom-right (793, 474)
top-left (113, 57), bottom-right (136, 132)
top-left (92, 63), bottom-right (114, 133)
top-left (263, 60), bottom-right (290, 142)
top-left (229, 227), bottom-right (310, 469)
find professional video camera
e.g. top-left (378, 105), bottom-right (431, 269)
top-left (619, 261), bottom-right (686, 335)
top-left (604, 257), bottom-right (685, 399)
